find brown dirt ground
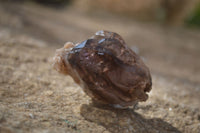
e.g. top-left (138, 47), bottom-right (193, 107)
top-left (0, 2), bottom-right (200, 133)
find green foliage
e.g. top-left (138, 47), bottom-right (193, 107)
top-left (186, 3), bottom-right (200, 27)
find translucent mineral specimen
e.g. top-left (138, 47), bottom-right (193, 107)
top-left (53, 30), bottom-right (152, 108)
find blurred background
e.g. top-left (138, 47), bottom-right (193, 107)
top-left (2, 0), bottom-right (200, 25)
top-left (1, 0), bottom-right (199, 83)
top-left (0, 0), bottom-right (200, 132)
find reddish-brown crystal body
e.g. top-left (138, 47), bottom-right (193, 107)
top-left (53, 30), bottom-right (152, 107)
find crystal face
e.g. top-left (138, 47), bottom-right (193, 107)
top-left (53, 30), bottom-right (152, 107)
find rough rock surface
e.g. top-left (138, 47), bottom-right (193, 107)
top-left (0, 2), bottom-right (200, 133)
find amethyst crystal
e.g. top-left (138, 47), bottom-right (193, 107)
top-left (53, 30), bottom-right (152, 108)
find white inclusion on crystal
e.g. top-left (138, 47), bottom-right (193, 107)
top-left (113, 104), bottom-right (127, 109)
top-left (98, 52), bottom-right (104, 55)
top-left (74, 40), bottom-right (87, 49)
top-left (95, 30), bottom-right (105, 36)
top-left (98, 38), bottom-right (105, 44)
